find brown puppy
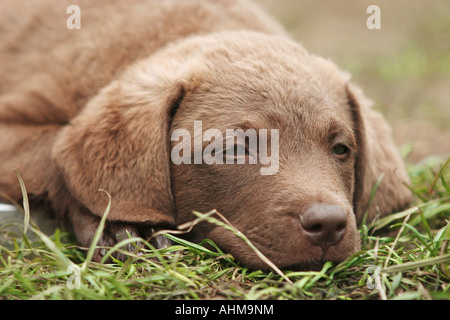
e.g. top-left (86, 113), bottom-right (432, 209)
top-left (0, 0), bottom-right (411, 269)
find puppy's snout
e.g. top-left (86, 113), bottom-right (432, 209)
top-left (300, 203), bottom-right (347, 252)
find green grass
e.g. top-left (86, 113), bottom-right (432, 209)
top-left (0, 157), bottom-right (449, 300)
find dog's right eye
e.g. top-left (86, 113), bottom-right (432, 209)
top-left (223, 143), bottom-right (258, 164)
top-left (331, 143), bottom-right (350, 160)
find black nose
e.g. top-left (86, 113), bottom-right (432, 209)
top-left (300, 203), bottom-right (347, 252)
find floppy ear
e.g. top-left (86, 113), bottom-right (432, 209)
top-left (347, 83), bottom-right (412, 224)
top-left (0, 124), bottom-right (61, 202)
top-left (52, 68), bottom-right (187, 226)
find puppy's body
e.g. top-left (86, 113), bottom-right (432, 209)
top-left (0, 0), bottom-right (411, 269)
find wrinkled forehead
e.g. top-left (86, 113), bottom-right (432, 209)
top-left (172, 75), bottom-right (354, 139)
top-left (170, 36), bottom-right (354, 134)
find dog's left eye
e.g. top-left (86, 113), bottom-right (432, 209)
top-left (225, 144), bottom-right (250, 158)
top-left (332, 144), bottom-right (350, 157)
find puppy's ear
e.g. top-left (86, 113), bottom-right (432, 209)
top-left (52, 69), bottom-right (187, 226)
top-left (346, 84), bottom-right (411, 224)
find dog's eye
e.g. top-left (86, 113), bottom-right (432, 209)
top-left (224, 143), bottom-right (258, 164)
top-left (225, 144), bottom-right (249, 157)
top-left (332, 144), bottom-right (350, 158)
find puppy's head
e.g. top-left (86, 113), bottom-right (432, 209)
top-left (53, 32), bottom-right (411, 270)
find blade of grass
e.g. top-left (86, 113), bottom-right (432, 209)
top-left (384, 211), bottom-right (412, 270)
top-left (419, 208), bottom-right (432, 239)
top-left (371, 206), bottom-right (419, 231)
top-left (82, 189), bottom-right (112, 270)
top-left (441, 167), bottom-right (450, 193)
top-left (164, 233), bottom-right (221, 257)
top-left (13, 169), bottom-right (29, 235)
top-left (31, 226), bottom-right (73, 269)
top-left (440, 220), bottom-right (450, 278)
top-left (383, 253), bottom-right (450, 273)
top-left (428, 158), bottom-right (449, 195)
top-left (13, 168), bottom-right (74, 268)
top-left (402, 223), bottom-right (437, 255)
top-left (361, 173), bottom-right (384, 226)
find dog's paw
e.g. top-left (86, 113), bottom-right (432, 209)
top-left (91, 223), bottom-right (173, 262)
top-left (71, 209), bottom-right (173, 262)
top-left (151, 234), bottom-right (172, 249)
top-left (91, 222), bottom-right (142, 262)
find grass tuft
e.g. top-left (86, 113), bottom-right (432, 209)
top-left (0, 157), bottom-right (449, 300)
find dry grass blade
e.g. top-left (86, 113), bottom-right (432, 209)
top-left (13, 169), bottom-right (30, 235)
